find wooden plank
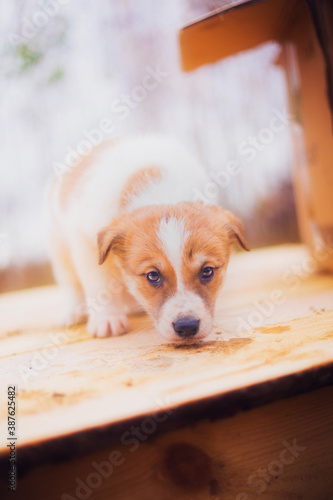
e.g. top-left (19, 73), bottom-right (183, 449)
top-left (3, 386), bottom-right (332, 500)
top-left (0, 244), bottom-right (332, 466)
top-left (179, 0), bottom-right (294, 72)
top-left (281, 0), bottom-right (333, 270)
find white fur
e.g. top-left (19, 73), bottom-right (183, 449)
top-left (57, 136), bottom-right (216, 237)
top-left (157, 291), bottom-right (211, 341)
top-left (48, 135), bottom-right (218, 338)
top-left (156, 218), bottom-right (210, 340)
top-left (158, 217), bottom-right (188, 289)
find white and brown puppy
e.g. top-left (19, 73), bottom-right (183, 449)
top-left (46, 136), bottom-right (248, 341)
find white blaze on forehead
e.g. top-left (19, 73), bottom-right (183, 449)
top-left (157, 217), bottom-right (189, 280)
top-left (156, 217), bottom-right (213, 340)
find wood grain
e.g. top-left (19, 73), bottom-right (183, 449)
top-left (179, 0), bottom-right (294, 72)
top-left (3, 386), bottom-right (333, 500)
top-left (0, 243), bottom-right (332, 464)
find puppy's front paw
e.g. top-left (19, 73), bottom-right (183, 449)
top-left (87, 314), bottom-right (130, 338)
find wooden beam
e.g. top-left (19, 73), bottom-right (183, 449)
top-left (3, 386), bottom-right (332, 500)
top-left (179, 0), bottom-right (293, 71)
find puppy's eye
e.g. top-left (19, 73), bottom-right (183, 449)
top-left (146, 271), bottom-right (161, 285)
top-left (200, 266), bottom-right (214, 281)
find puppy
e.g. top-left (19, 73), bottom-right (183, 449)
top-left (46, 136), bottom-right (248, 341)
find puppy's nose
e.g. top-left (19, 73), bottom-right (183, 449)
top-left (173, 317), bottom-right (200, 338)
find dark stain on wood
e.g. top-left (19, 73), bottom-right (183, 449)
top-left (164, 443), bottom-right (212, 490)
top-left (52, 393), bottom-right (65, 398)
top-left (166, 338), bottom-right (253, 353)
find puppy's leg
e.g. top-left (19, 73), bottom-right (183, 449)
top-left (70, 236), bottom-right (130, 338)
top-left (47, 229), bottom-right (87, 326)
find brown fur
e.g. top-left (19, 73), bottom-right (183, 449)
top-left (119, 166), bottom-right (162, 210)
top-left (98, 202), bottom-right (248, 319)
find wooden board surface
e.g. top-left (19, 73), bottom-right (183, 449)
top-left (10, 386), bottom-right (333, 500)
top-left (0, 244), bottom-right (333, 458)
top-left (179, 0), bottom-right (295, 72)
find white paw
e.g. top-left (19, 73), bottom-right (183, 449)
top-left (87, 314), bottom-right (130, 338)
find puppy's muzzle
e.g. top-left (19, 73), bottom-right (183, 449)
top-left (172, 317), bottom-right (200, 338)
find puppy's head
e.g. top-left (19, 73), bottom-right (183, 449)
top-left (98, 202), bottom-right (248, 342)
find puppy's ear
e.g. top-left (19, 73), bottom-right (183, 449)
top-left (221, 210), bottom-right (250, 251)
top-left (97, 216), bottom-right (129, 265)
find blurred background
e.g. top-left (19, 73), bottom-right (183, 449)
top-left (0, 0), bottom-right (299, 293)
